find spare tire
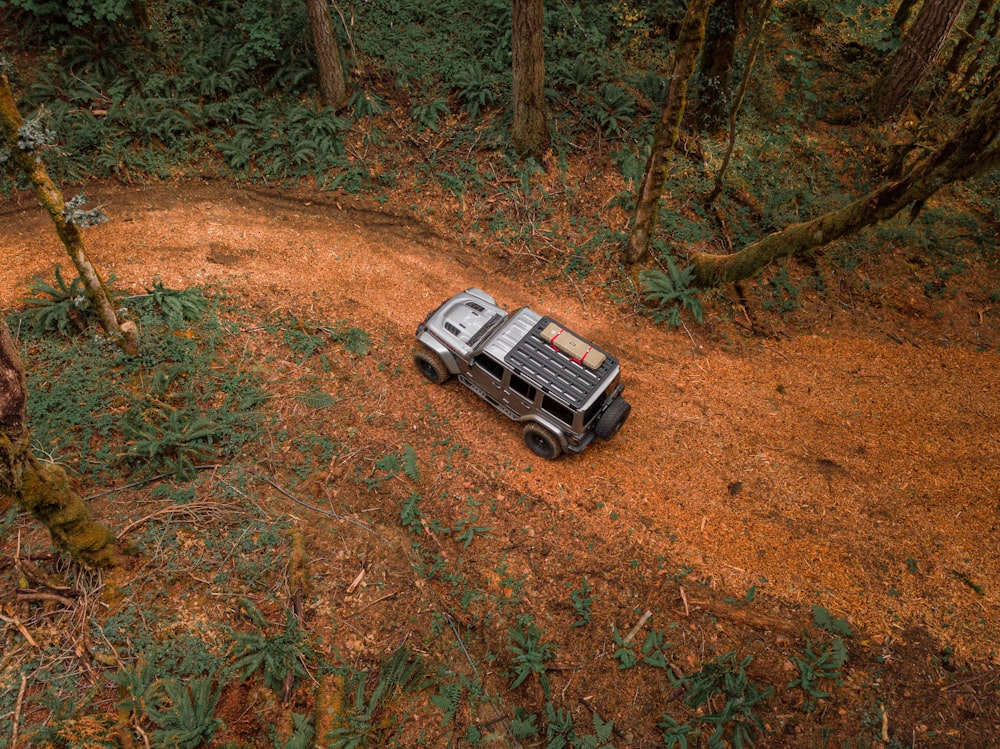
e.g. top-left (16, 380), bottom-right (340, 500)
top-left (594, 397), bottom-right (631, 440)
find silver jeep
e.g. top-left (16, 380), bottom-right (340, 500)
top-left (414, 288), bottom-right (630, 459)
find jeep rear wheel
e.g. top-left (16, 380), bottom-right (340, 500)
top-left (523, 423), bottom-right (562, 460)
top-left (595, 397), bottom-right (631, 440)
top-left (413, 348), bottom-right (450, 384)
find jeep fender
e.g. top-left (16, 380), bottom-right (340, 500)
top-left (416, 330), bottom-right (462, 375)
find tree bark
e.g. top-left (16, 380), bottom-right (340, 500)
top-left (688, 0), bottom-right (747, 132)
top-left (511, 0), bottom-right (550, 158)
top-left (0, 74), bottom-right (138, 355)
top-left (869, 0), bottom-right (968, 120)
top-left (0, 319), bottom-right (118, 568)
top-left (305, 0), bottom-right (348, 110)
top-left (691, 85), bottom-right (1000, 285)
top-left (624, 0), bottom-right (713, 265)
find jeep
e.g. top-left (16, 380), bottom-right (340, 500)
top-left (414, 288), bottom-right (631, 459)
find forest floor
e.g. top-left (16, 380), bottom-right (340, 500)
top-left (1, 179), bottom-right (999, 748)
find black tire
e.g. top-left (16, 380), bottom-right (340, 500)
top-left (523, 423), bottom-right (562, 460)
top-left (594, 397), bottom-right (631, 440)
top-left (413, 348), bottom-right (450, 384)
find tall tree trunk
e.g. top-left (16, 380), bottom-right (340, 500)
top-left (0, 74), bottom-right (138, 355)
top-left (624, 0), bottom-right (713, 265)
top-left (0, 320), bottom-right (118, 568)
top-left (691, 84), bottom-right (1000, 285)
top-left (511, 0), bottom-right (549, 158)
top-left (306, 0), bottom-right (348, 110)
top-left (869, 0), bottom-right (968, 120)
top-left (688, 0), bottom-right (747, 132)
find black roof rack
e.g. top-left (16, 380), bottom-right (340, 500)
top-left (504, 317), bottom-right (617, 409)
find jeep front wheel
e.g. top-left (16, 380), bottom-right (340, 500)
top-left (413, 348), bottom-right (450, 384)
top-left (595, 397), bottom-right (631, 440)
top-left (523, 423), bottom-right (562, 460)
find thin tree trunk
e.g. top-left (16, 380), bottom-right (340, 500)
top-left (894, 0), bottom-right (920, 29)
top-left (624, 0), bottom-right (713, 265)
top-left (953, 4), bottom-right (1000, 98)
top-left (0, 319), bottom-right (118, 568)
top-left (689, 0), bottom-right (747, 131)
top-left (943, 0), bottom-right (994, 77)
top-left (869, 0), bottom-right (968, 120)
top-left (706, 0), bottom-right (773, 205)
top-left (691, 85), bottom-right (1000, 285)
top-left (512, 0), bottom-right (549, 158)
top-left (0, 74), bottom-right (138, 355)
top-left (306, 0), bottom-right (348, 110)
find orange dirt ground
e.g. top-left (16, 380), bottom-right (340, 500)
top-left (2, 180), bottom-right (998, 745)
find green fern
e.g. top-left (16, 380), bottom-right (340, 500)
top-left (130, 279), bottom-right (206, 327)
top-left (145, 677), bottom-right (223, 749)
top-left (429, 681), bottom-right (462, 725)
top-left (229, 600), bottom-right (311, 696)
top-left (788, 636), bottom-right (848, 712)
top-left (640, 258), bottom-right (704, 328)
top-left (401, 445), bottom-right (421, 482)
top-left (326, 648), bottom-right (428, 748)
top-left (507, 616), bottom-right (555, 697)
top-left (411, 97), bottom-right (450, 133)
top-left (275, 713), bottom-right (314, 749)
top-left (123, 407), bottom-right (220, 480)
top-left (16, 265), bottom-right (92, 336)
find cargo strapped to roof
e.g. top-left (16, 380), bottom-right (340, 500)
top-left (540, 322), bottom-right (606, 370)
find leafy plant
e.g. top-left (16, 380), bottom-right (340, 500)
top-left (570, 577), bottom-right (596, 627)
top-left (669, 651), bottom-right (774, 748)
top-left (229, 599), bottom-right (312, 696)
top-left (411, 97), bottom-right (450, 133)
top-left (510, 706), bottom-right (540, 739)
top-left (640, 628), bottom-right (670, 668)
top-left (659, 714), bottom-right (696, 749)
top-left (15, 265), bottom-right (93, 336)
top-left (429, 681), bottom-right (462, 725)
top-left (612, 627), bottom-right (638, 670)
top-left (450, 62), bottom-right (497, 117)
top-left (788, 636), bottom-right (848, 712)
top-left (122, 406), bottom-right (220, 480)
top-left (144, 677), bottom-right (223, 749)
top-left (129, 280), bottom-right (206, 328)
top-left (507, 615), bottom-right (555, 697)
top-left (274, 713), bottom-right (315, 749)
top-left (640, 257), bottom-right (704, 327)
top-left (326, 648), bottom-right (428, 748)
top-left (812, 604), bottom-right (853, 636)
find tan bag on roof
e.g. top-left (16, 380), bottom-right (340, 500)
top-left (540, 322), bottom-right (606, 370)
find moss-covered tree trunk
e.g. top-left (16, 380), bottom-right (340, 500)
top-left (0, 319), bottom-right (118, 568)
top-left (0, 74), bottom-right (138, 355)
top-left (306, 0), bottom-right (348, 110)
top-left (624, 0), bottom-right (712, 265)
top-left (511, 0), bottom-right (550, 159)
top-left (691, 84), bottom-right (1000, 285)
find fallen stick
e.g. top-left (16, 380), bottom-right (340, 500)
top-left (623, 609), bottom-right (653, 645)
